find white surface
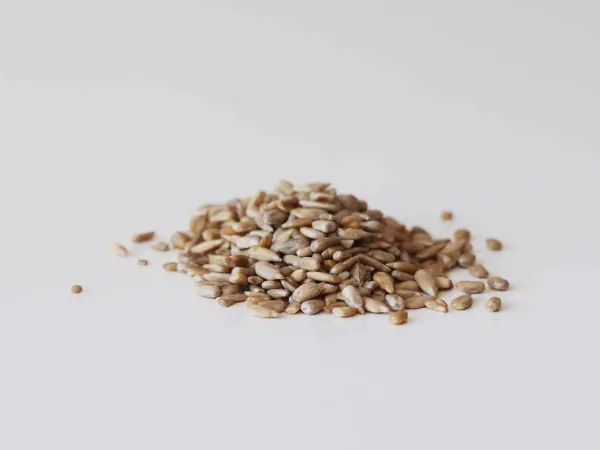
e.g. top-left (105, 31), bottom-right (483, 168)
top-left (1, 1), bottom-right (600, 449)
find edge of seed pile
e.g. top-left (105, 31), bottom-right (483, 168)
top-left (111, 180), bottom-right (510, 323)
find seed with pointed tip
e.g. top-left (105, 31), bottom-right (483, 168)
top-left (404, 296), bottom-right (428, 309)
top-left (254, 261), bottom-right (284, 280)
top-left (486, 297), bottom-right (502, 312)
top-left (292, 282), bottom-right (323, 302)
top-left (451, 295), bottom-right (473, 310)
top-left (364, 297), bottom-right (390, 313)
top-left (132, 231), bottom-right (155, 243)
top-left (414, 269), bottom-right (438, 296)
top-left (456, 281), bottom-right (485, 294)
top-left (301, 299), bottom-right (325, 315)
top-left (389, 310), bottom-right (408, 325)
top-left (373, 272), bottom-right (395, 294)
top-left (468, 264), bottom-right (489, 279)
top-left (341, 285), bottom-right (365, 314)
top-left (486, 238), bottom-right (503, 251)
top-left (385, 294), bottom-right (405, 311)
top-left (425, 298), bottom-right (448, 313)
top-left (250, 305), bottom-right (280, 318)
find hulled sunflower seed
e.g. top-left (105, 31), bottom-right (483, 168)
top-left (304, 272), bottom-right (341, 284)
top-left (196, 284), bottom-right (221, 298)
top-left (267, 289), bottom-right (290, 299)
top-left (258, 300), bottom-right (287, 313)
top-left (364, 297), bottom-right (390, 314)
top-left (191, 239), bottom-right (224, 255)
top-left (404, 296), bottom-right (428, 309)
top-left (458, 253), bottom-right (476, 268)
top-left (456, 281), bottom-right (486, 294)
top-left (358, 254), bottom-right (392, 273)
top-left (71, 284), bottom-right (83, 294)
top-left (414, 269), bottom-right (438, 296)
top-left (248, 246), bottom-right (282, 262)
top-left (454, 229), bottom-right (471, 241)
top-left (132, 231), bottom-right (155, 243)
top-left (451, 295), bottom-right (473, 310)
top-left (163, 262), bottom-right (178, 272)
top-left (436, 276), bottom-right (453, 290)
top-left (441, 211), bottom-right (453, 220)
top-left (254, 261), bottom-right (284, 280)
top-left (391, 270), bottom-right (414, 282)
top-left (249, 305), bottom-right (280, 318)
top-left (283, 255), bottom-right (320, 271)
top-left (425, 298), bottom-right (448, 313)
top-left (310, 236), bottom-right (341, 253)
top-left (290, 269), bottom-right (307, 283)
top-left (373, 272), bottom-right (395, 294)
top-left (386, 261), bottom-right (419, 274)
top-left (285, 301), bottom-right (302, 315)
top-left (330, 255), bottom-right (360, 275)
top-left (332, 306), bottom-right (358, 317)
top-left (111, 243), bottom-right (128, 256)
top-left (171, 231), bottom-right (191, 249)
top-left (486, 238), bottom-right (503, 251)
top-left (389, 310), bottom-right (408, 325)
top-left (151, 241), bottom-right (170, 251)
top-left (312, 220), bottom-right (337, 233)
top-left (301, 299), bottom-right (325, 315)
top-left (292, 282), bottom-right (323, 302)
top-left (468, 264), bottom-right (489, 279)
top-left (385, 294), bottom-right (405, 311)
top-left (341, 285), bottom-right (365, 314)
top-left (488, 276), bottom-right (510, 291)
top-left (486, 296), bottom-right (502, 312)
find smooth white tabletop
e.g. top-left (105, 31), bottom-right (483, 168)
top-left (1, 2), bottom-right (599, 449)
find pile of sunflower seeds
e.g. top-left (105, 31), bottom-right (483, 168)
top-left (119, 181), bottom-right (510, 323)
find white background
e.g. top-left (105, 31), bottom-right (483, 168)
top-left (1, 1), bottom-right (599, 449)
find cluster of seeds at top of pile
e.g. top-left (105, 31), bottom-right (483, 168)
top-left (111, 181), bottom-right (510, 322)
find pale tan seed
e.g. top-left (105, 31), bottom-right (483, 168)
top-left (306, 272), bottom-right (342, 283)
top-left (488, 276), bottom-right (510, 291)
top-left (338, 228), bottom-right (371, 240)
top-left (218, 298), bottom-right (235, 307)
top-left (330, 255), bottom-right (360, 275)
top-left (312, 220), bottom-right (337, 233)
top-left (301, 299), bottom-right (325, 315)
top-left (247, 275), bottom-right (265, 285)
top-left (249, 305), bottom-right (280, 318)
top-left (267, 289), bottom-right (290, 299)
top-left (394, 288), bottom-right (420, 298)
top-left (186, 267), bottom-right (209, 277)
top-left (203, 264), bottom-right (231, 273)
top-left (456, 281), bottom-right (486, 294)
top-left (333, 247), bottom-right (368, 261)
top-left (338, 271), bottom-right (350, 281)
top-left (170, 231), bottom-right (191, 249)
top-left (310, 236), bottom-right (341, 253)
top-left (290, 269), bottom-right (307, 283)
top-left (373, 272), bottom-right (395, 294)
top-left (325, 293), bottom-right (341, 306)
top-left (386, 262), bottom-right (418, 274)
top-left (438, 253), bottom-right (458, 270)
top-left (248, 245), bottom-right (282, 262)
top-left (425, 298), bottom-right (448, 313)
top-left (341, 285), bottom-right (365, 314)
top-left (254, 261), bottom-right (284, 280)
top-left (414, 269), bottom-right (438, 296)
top-left (203, 229), bottom-right (222, 241)
top-left (292, 282), bottom-right (323, 303)
top-left (458, 253), bottom-right (476, 268)
top-left (441, 211), bottom-right (453, 220)
top-left (366, 250), bottom-right (395, 263)
top-left (358, 254), bottom-right (392, 273)
top-left (71, 284), bottom-right (83, 294)
top-left (258, 300), bottom-right (287, 313)
top-left (138, 259), bottom-right (149, 266)
top-left (262, 280), bottom-right (282, 290)
top-left (486, 296), bottom-right (502, 312)
top-left (321, 245), bottom-right (344, 259)
top-left (219, 293), bottom-right (247, 303)
top-left (111, 243), bottom-right (128, 257)
top-left (415, 243), bottom-right (447, 261)
top-left (454, 228), bottom-right (471, 241)
top-left (195, 284), bottom-right (221, 299)
top-left (282, 217), bottom-right (315, 229)
top-left (190, 239), bottom-right (224, 255)
top-left (389, 310), bottom-right (408, 325)
top-left (284, 301), bottom-right (302, 315)
top-left (246, 292), bottom-right (270, 303)
top-left (433, 276), bottom-right (451, 290)
top-left (451, 295), bottom-right (473, 310)
top-left (278, 238), bottom-right (310, 255)
top-left (468, 264), bottom-right (489, 279)
top-left (202, 272), bottom-right (232, 282)
top-left (298, 200), bottom-right (339, 212)
top-left (332, 306), bottom-right (358, 317)
top-left (486, 238), bottom-right (503, 251)
top-left (385, 294), bottom-right (405, 311)
top-left (151, 241), bottom-right (170, 251)
top-left (163, 262), bottom-right (178, 272)
top-left (132, 231), bottom-right (155, 243)
top-left (299, 227), bottom-right (326, 240)
top-left (221, 284), bottom-right (241, 295)
top-left (391, 271), bottom-right (415, 282)
top-left (364, 297), bottom-right (390, 314)
top-left (404, 296), bottom-right (428, 309)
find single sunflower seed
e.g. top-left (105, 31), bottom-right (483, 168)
top-left (487, 276), bottom-right (510, 291)
top-left (486, 238), bottom-right (503, 251)
top-left (132, 231), bottom-right (155, 243)
top-left (389, 310), bottom-right (408, 325)
top-left (468, 264), bottom-right (489, 279)
top-left (486, 296), bottom-right (502, 312)
top-left (414, 269), bottom-right (438, 296)
top-left (341, 285), bottom-right (365, 314)
top-left (456, 281), bottom-right (486, 294)
top-left (301, 299), bottom-right (325, 315)
top-left (425, 298), bottom-right (448, 313)
top-left (451, 295), bottom-right (473, 310)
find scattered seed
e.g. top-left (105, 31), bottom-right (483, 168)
top-left (151, 241), bottom-right (170, 251)
top-left (111, 243), bottom-right (128, 256)
top-left (486, 296), bottom-right (502, 312)
top-left (414, 269), bottom-right (438, 296)
top-left (389, 310), bottom-right (408, 325)
top-left (425, 298), bottom-right (448, 313)
top-left (488, 276), bottom-right (510, 291)
top-left (162, 262), bottom-right (179, 272)
top-left (468, 264), bottom-right (489, 279)
top-left (195, 284), bottom-right (221, 298)
top-left (71, 284), bottom-right (83, 294)
top-left (441, 211), bottom-right (453, 220)
top-left (451, 295), bottom-right (473, 310)
top-left (486, 238), bottom-right (503, 251)
top-left (138, 259), bottom-right (149, 266)
top-left (132, 231), bottom-right (155, 243)
top-left (458, 253), bottom-right (476, 268)
top-left (456, 281), bottom-right (485, 294)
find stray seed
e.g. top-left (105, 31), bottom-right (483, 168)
top-left (364, 297), bottom-right (390, 314)
top-left (151, 241), bottom-right (170, 252)
top-left (468, 264), bottom-right (489, 279)
top-left (138, 259), bottom-right (149, 266)
top-left (456, 281), bottom-right (485, 294)
top-left (195, 284), bottom-right (221, 299)
top-left (441, 211), bottom-right (453, 220)
top-left (332, 306), bottom-right (358, 317)
top-left (414, 269), bottom-right (438, 296)
top-left (71, 284), bottom-right (83, 294)
top-left (425, 298), bottom-right (448, 313)
top-left (163, 262), bottom-right (178, 272)
top-left (486, 296), bottom-right (502, 312)
top-left (451, 295), bottom-right (473, 310)
top-left (389, 310), bottom-right (408, 325)
top-left (132, 231), bottom-right (155, 243)
top-left (458, 253), bottom-right (475, 268)
top-left (301, 299), bottom-right (326, 315)
top-left (487, 276), bottom-right (510, 291)
top-left (454, 228), bottom-right (471, 241)
top-left (111, 243), bottom-right (128, 257)
top-left (486, 238), bottom-right (503, 251)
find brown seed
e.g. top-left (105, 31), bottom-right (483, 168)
top-left (415, 243), bottom-right (447, 261)
top-left (441, 211), bottom-right (453, 221)
top-left (373, 272), bottom-right (395, 294)
top-left (285, 301), bottom-right (302, 315)
top-left (138, 259), bottom-right (149, 266)
top-left (132, 231), bottom-right (155, 243)
top-left (486, 238), bottom-right (503, 251)
top-left (301, 299), bottom-right (326, 315)
top-left (312, 220), bottom-right (338, 233)
top-left (414, 269), bottom-right (438, 296)
top-left (338, 228), bottom-right (371, 240)
top-left (290, 269), bottom-right (307, 283)
top-left (170, 231), bottom-right (191, 249)
top-left (249, 305), bottom-right (280, 318)
top-left (332, 306), bottom-right (358, 317)
top-left (254, 261), bottom-right (284, 280)
top-left (151, 241), bottom-right (170, 251)
top-left (385, 294), bottom-right (405, 311)
top-left (366, 250), bottom-right (395, 263)
top-left (486, 296), bottom-right (502, 312)
top-left (258, 300), bottom-right (288, 313)
top-left (202, 272), bottom-right (232, 282)
top-left (306, 272), bottom-right (342, 284)
top-left (395, 281), bottom-right (420, 291)
top-left (278, 238), bottom-right (310, 255)
top-left (451, 295), bottom-right (473, 310)
top-left (71, 284), bottom-right (83, 294)
top-left (262, 280), bottom-right (282, 290)
top-left (162, 262), bottom-right (178, 272)
top-left (358, 254), bottom-right (392, 273)
top-left (386, 261), bottom-right (419, 273)
top-left (219, 293), bottom-right (247, 303)
top-left (436, 276), bottom-right (453, 290)
top-left (221, 284), bottom-right (241, 295)
top-left (190, 239), bottom-right (224, 255)
top-left (425, 298), bottom-right (448, 313)
top-left (389, 310), bottom-right (408, 325)
top-left (341, 285), bottom-right (365, 314)
top-left (456, 281), bottom-right (486, 294)
top-left (224, 255), bottom-right (250, 268)
top-left (488, 276), bottom-right (510, 291)
top-left (247, 276), bottom-right (265, 285)
top-left (330, 255), bottom-right (360, 275)
top-left (310, 236), bottom-right (341, 253)
top-left (267, 289), bottom-right (290, 299)
top-left (468, 264), bottom-right (489, 279)
top-left (454, 228), bottom-right (471, 241)
top-left (248, 246), bottom-right (282, 262)
top-left (458, 253), bottom-right (476, 268)
top-left (195, 284), bottom-right (221, 299)
top-left (292, 282), bottom-right (323, 302)
top-left (364, 297), bottom-right (390, 314)
top-left (404, 296), bottom-right (428, 309)
top-left (110, 243), bottom-right (128, 257)
top-left (283, 255), bottom-right (321, 271)
top-left (391, 270), bottom-right (414, 282)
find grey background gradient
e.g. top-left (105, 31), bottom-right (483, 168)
top-left (1, 2), bottom-right (599, 449)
